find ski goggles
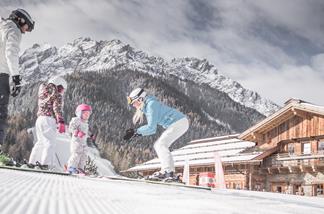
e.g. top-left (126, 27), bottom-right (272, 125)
top-left (127, 96), bottom-right (136, 105)
top-left (127, 89), bottom-right (145, 105)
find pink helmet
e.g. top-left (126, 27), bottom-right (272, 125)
top-left (75, 104), bottom-right (92, 118)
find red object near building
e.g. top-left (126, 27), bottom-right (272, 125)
top-left (199, 172), bottom-right (215, 188)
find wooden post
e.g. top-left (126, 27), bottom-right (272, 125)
top-left (249, 166), bottom-right (253, 190)
top-left (183, 157), bottom-right (190, 185)
top-left (214, 152), bottom-right (226, 189)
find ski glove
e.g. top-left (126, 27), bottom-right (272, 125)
top-left (74, 130), bottom-right (86, 138)
top-left (123, 128), bottom-right (141, 141)
top-left (58, 122), bottom-right (65, 133)
top-left (90, 134), bottom-right (96, 141)
top-left (11, 75), bottom-right (22, 97)
top-left (57, 118), bottom-right (65, 133)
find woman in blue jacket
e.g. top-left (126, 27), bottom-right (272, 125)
top-left (123, 88), bottom-right (189, 180)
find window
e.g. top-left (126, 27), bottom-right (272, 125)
top-left (317, 184), bottom-right (323, 196)
top-left (255, 184), bottom-right (261, 191)
top-left (288, 143), bottom-right (295, 154)
top-left (318, 141), bottom-right (324, 152)
top-left (236, 183), bottom-right (241, 190)
top-left (303, 142), bottom-right (311, 155)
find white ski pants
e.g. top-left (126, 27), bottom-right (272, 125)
top-left (153, 117), bottom-right (189, 173)
top-left (29, 116), bottom-right (57, 167)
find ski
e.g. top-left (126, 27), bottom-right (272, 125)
top-left (104, 176), bottom-right (211, 191)
top-left (0, 166), bottom-right (211, 190)
top-left (0, 165), bottom-right (70, 176)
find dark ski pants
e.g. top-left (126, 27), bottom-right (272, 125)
top-left (0, 73), bottom-right (10, 145)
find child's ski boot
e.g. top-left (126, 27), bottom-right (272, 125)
top-left (68, 166), bottom-right (79, 175)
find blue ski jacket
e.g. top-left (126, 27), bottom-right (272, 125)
top-left (136, 96), bottom-right (186, 136)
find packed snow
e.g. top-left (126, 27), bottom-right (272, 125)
top-left (0, 169), bottom-right (323, 214)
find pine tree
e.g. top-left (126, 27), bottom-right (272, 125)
top-left (84, 156), bottom-right (98, 176)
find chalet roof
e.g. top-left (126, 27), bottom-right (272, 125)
top-left (126, 135), bottom-right (263, 172)
top-left (239, 99), bottom-right (324, 141)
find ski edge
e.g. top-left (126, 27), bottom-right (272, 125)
top-left (0, 165), bottom-right (70, 176)
top-left (104, 176), bottom-right (211, 191)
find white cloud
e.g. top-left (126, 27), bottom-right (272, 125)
top-left (249, 0), bottom-right (324, 46)
top-left (311, 53), bottom-right (324, 73)
top-left (1, 0), bottom-right (323, 106)
top-left (219, 63), bottom-right (324, 106)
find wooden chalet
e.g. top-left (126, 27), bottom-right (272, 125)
top-left (239, 99), bottom-right (324, 196)
top-left (125, 98), bottom-right (324, 197)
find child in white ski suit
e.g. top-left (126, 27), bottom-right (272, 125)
top-left (67, 104), bottom-right (92, 174)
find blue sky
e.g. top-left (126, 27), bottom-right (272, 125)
top-left (1, 0), bottom-right (324, 106)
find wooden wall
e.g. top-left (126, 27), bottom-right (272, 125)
top-left (262, 114), bottom-right (324, 146)
top-left (225, 174), bottom-right (247, 189)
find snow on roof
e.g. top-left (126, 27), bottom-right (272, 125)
top-left (127, 135), bottom-right (262, 172)
top-left (297, 102), bottom-right (324, 115)
top-left (189, 134), bottom-right (240, 144)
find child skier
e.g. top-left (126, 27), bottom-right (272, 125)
top-left (67, 104), bottom-right (92, 174)
top-left (28, 76), bottom-right (67, 170)
top-left (123, 88), bottom-right (189, 180)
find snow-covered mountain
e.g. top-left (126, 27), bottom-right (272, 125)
top-left (19, 37), bottom-right (279, 116)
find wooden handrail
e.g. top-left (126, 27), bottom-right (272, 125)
top-left (263, 151), bottom-right (324, 167)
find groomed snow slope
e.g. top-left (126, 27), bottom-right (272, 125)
top-left (0, 169), bottom-right (323, 214)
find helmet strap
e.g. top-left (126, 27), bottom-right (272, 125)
top-left (137, 89), bottom-right (144, 97)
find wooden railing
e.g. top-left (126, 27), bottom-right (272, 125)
top-left (263, 151), bottom-right (324, 167)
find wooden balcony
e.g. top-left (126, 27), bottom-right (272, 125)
top-left (262, 151), bottom-right (324, 174)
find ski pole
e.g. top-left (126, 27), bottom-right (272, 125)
top-left (55, 153), bottom-right (62, 167)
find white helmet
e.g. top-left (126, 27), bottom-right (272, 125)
top-left (48, 76), bottom-right (67, 89)
top-left (9, 9), bottom-right (35, 32)
top-left (127, 88), bottom-right (147, 105)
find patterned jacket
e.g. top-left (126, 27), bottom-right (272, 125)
top-left (37, 83), bottom-right (64, 123)
top-left (69, 117), bottom-right (89, 145)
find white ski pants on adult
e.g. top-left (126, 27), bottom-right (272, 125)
top-left (153, 117), bottom-right (189, 173)
top-left (29, 116), bottom-right (57, 167)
